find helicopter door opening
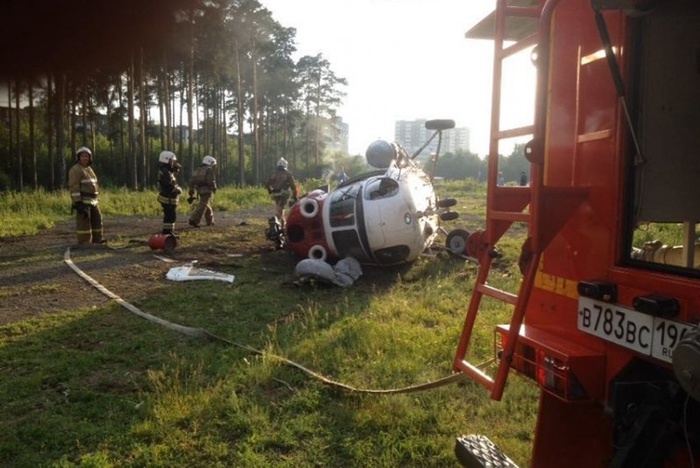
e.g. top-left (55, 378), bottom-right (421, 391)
top-left (366, 177), bottom-right (399, 201)
top-left (626, 0), bottom-right (700, 274)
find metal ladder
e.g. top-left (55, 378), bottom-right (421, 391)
top-left (452, 0), bottom-right (587, 401)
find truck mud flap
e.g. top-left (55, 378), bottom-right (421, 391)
top-left (455, 434), bottom-right (518, 468)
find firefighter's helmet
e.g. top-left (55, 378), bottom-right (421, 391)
top-left (76, 146), bottom-right (93, 164)
top-left (202, 155), bottom-right (217, 166)
top-left (159, 150), bottom-right (177, 164)
top-left (277, 158), bottom-right (288, 170)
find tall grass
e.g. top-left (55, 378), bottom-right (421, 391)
top-left (0, 182), bottom-right (538, 467)
top-left (0, 187), bottom-right (271, 238)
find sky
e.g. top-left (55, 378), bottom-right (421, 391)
top-left (261, 0), bottom-right (536, 156)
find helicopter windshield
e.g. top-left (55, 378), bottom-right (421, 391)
top-left (329, 183), bottom-right (361, 228)
top-left (365, 178), bottom-right (399, 201)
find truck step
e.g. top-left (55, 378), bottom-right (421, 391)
top-left (455, 434), bottom-right (519, 468)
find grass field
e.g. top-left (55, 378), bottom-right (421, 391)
top-left (0, 182), bottom-right (538, 467)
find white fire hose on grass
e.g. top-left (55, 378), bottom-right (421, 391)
top-left (63, 247), bottom-right (469, 394)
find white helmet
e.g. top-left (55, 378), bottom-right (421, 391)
top-left (159, 150), bottom-right (177, 164)
top-left (277, 158), bottom-right (288, 170)
top-left (76, 146), bottom-right (93, 163)
top-left (202, 155), bottom-right (217, 166)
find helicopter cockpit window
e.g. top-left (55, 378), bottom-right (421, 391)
top-left (329, 183), bottom-right (361, 228)
top-left (365, 178), bottom-right (399, 201)
top-left (626, 0), bottom-right (700, 274)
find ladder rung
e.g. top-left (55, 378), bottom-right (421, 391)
top-left (454, 359), bottom-right (495, 390)
top-left (490, 210), bottom-right (530, 223)
top-left (477, 284), bottom-right (518, 305)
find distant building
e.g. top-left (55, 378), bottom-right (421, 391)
top-left (443, 126), bottom-right (471, 154)
top-left (394, 119), bottom-right (430, 157)
top-left (394, 119), bottom-right (470, 161)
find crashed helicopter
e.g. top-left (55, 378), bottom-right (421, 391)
top-left (266, 119), bottom-right (467, 266)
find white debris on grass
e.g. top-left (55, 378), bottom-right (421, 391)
top-left (166, 263), bottom-right (235, 283)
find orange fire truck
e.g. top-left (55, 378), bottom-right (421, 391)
top-left (453, 0), bottom-right (700, 466)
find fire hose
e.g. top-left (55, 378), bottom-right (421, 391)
top-left (63, 247), bottom-right (473, 394)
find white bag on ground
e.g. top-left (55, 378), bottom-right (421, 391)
top-left (294, 257), bottom-right (362, 287)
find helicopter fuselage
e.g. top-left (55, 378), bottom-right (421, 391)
top-left (285, 160), bottom-right (440, 265)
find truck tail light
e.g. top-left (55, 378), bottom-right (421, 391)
top-left (494, 325), bottom-right (604, 401)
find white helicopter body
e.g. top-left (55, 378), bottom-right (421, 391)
top-left (267, 119), bottom-right (461, 265)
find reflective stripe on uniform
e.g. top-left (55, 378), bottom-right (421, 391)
top-left (158, 194), bottom-right (179, 205)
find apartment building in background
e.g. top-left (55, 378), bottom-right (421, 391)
top-left (394, 119), bottom-right (470, 162)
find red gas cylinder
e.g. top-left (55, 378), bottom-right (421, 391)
top-left (148, 234), bottom-right (177, 253)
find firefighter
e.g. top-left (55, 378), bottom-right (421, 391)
top-left (157, 150), bottom-right (182, 235)
top-left (68, 146), bottom-right (104, 245)
top-left (519, 171), bottom-right (528, 186)
top-left (266, 157), bottom-right (298, 227)
top-left (187, 155), bottom-right (217, 227)
top-left (337, 166), bottom-right (349, 184)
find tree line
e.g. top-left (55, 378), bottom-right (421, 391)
top-left (433, 143), bottom-right (530, 183)
top-left (0, 0), bottom-right (347, 192)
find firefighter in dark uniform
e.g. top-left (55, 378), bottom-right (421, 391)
top-left (68, 146), bottom-right (104, 245)
top-left (266, 157), bottom-right (298, 228)
top-left (157, 150), bottom-right (182, 235)
top-left (188, 155), bottom-right (217, 227)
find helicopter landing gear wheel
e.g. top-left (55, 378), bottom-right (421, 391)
top-left (440, 211), bottom-right (459, 221)
top-left (437, 197), bottom-right (457, 208)
top-left (446, 229), bottom-right (470, 255)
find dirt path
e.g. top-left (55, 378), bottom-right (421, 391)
top-left (0, 208), bottom-right (273, 327)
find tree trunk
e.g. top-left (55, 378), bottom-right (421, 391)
top-left (187, 23), bottom-right (195, 176)
top-left (163, 50), bottom-right (172, 150)
top-left (194, 73), bottom-right (201, 164)
top-left (118, 74), bottom-right (127, 183)
top-left (252, 45), bottom-right (260, 185)
top-left (221, 91), bottom-right (227, 186)
top-left (314, 74), bottom-right (321, 170)
top-left (7, 82), bottom-right (12, 184)
top-left (69, 85), bottom-right (76, 157)
top-left (203, 97), bottom-right (210, 155)
top-left (56, 73), bottom-right (67, 188)
top-left (179, 86), bottom-right (185, 167)
top-left (139, 47), bottom-right (147, 190)
top-left (127, 50), bottom-right (137, 189)
top-left (46, 75), bottom-right (55, 190)
top-left (15, 80), bottom-right (23, 192)
top-left (158, 71), bottom-right (166, 151)
top-left (214, 88), bottom-right (219, 160)
top-left (28, 82), bottom-right (37, 190)
top-left (234, 40), bottom-right (245, 187)
top-left (81, 80), bottom-right (89, 145)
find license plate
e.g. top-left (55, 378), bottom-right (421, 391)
top-left (578, 297), bottom-right (694, 363)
